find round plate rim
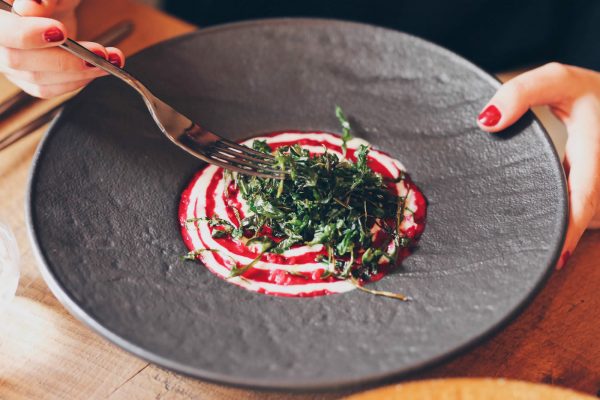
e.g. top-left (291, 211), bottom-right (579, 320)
top-left (26, 18), bottom-right (568, 391)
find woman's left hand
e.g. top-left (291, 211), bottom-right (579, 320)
top-left (477, 62), bottom-right (600, 268)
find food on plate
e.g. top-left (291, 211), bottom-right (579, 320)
top-left (179, 108), bottom-right (426, 298)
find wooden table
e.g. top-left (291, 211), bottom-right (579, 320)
top-left (0, 1), bottom-right (599, 398)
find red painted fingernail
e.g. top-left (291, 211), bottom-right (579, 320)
top-left (559, 251), bottom-right (571, 269)
top-left (33, 0), bottom-right (42, 4)
top-left (108, 53), bottom-right (122, 67)
top-left (43, 27), bottom-right (64, 43)
top-left (85, 50), bottom-right (106, 68)
top-left (478, 105), bottom-right (502, 127)
top-left (562, 159), bottom-right (570, 175)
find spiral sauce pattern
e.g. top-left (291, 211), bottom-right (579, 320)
top-left (179, 132), bottom-right (426, 297)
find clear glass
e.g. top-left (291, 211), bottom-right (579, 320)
top-left (0, 221), bottom-right (19, 314)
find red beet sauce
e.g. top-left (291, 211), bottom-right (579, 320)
top-left (179, 132), bottom-right (427, 297)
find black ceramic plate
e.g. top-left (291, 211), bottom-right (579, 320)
top-left (27, 19), bottom-right (567, 391)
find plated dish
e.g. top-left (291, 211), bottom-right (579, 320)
top-left (27, 19), bottom-right (567, 390)
top-left (180, 119), bottom-right (427, 298)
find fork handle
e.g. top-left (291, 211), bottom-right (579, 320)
top-left (0, 0), bottom-right (149, 98)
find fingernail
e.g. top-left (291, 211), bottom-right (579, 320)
top-left (85, 50), bottom-right (106, 68)
top-left (43, 27), bottom-right (64, 43)
top-left (108, 53), bottom-right (122, 67)
top-left (32, 0), bottom-right (42, 4)
top-left (558, 250), bottom-right (571, 269)
top-left (562, 159), bottom-right (570, 175)
top-left (478, 105), bottom-right (502, 127)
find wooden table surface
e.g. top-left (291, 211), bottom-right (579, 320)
top-left (1, 1), bottom-right (599, 399)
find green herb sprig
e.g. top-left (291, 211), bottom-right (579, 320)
top-left (185, 107), bottom-right (412, 300)
top-left (231, 108), bottom-right (410, 281)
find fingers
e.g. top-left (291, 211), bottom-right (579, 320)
top-left (5, 74), bottom-right (99, 98)
top-left (556, 102), bottom-right (600, 268)
top-left (478, 63), bottom-right (600, 268)
top-left (0, 0), bottom-right (112, 99)
top-left (477, 63), bottom-right (580, 133)
top-left (2, 67), bottom-right (107, 85)
top-left (0, 42), bottom-right (125, 98)
top-left (105, 47), bottom-right (125, 68)
top-left (0, 41), bottom-right (122, 71)
top-left (0, 10), bottom-right (66, 49)
top-left (12, 0), bottom-right (58, 17)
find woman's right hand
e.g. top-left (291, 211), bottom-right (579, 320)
top-left (0, 0), bottom-right (125, 98)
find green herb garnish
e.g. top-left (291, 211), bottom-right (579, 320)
top-left (185, 107), bottom-right (413, 300)
top-left (232, 107), bottom-right (410, 280)
top-left (335, 105), bottom-right (352, 158)
top-left (182, 248), bottom-right (218, 261)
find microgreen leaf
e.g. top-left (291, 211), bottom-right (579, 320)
top-left (335, 105), bottom-right (352, 158)
top-left (246, 236), bottom-right (276, 253)
top-left (350, 276), bottom-right (409, 301)
top-left (182, 248), bottom-right (218, 261)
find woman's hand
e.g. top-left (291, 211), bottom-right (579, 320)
top-left (478, 62), bottom-right (600, 268)
top-left (0, 0), bottom-right (125, 98)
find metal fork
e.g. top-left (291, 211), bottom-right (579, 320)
top-left (0, 0), bottom-right (283, 179)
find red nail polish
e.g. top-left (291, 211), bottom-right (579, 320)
top-left (108, 53), bottom-right (122, 67)
top-left (43, 27), bottom-right (64, 43)
top-left (33, 0), bottom-right (42, 4)
top-left (85, 50), bottom-right (106, 68)
top-left (558, 250), bottom-right (571, 269)
top-left (478, 105), bottom-right (502, 127)
top-left (562, 158), bottom-right (571, 175)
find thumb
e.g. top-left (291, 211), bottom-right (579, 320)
top-left (477, 63), bottom-right (577, 133)
top-left (12, 0), bottom-right (58, 17)
top-left (556, 104), bottom-right (600, 269)
top-left (477, 63), bottom-right (600, 269)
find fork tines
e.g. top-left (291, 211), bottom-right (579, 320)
top-left (215, 139), bottom-right (275, 162)
top-left (206, 139), bottom-right (285, 179)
